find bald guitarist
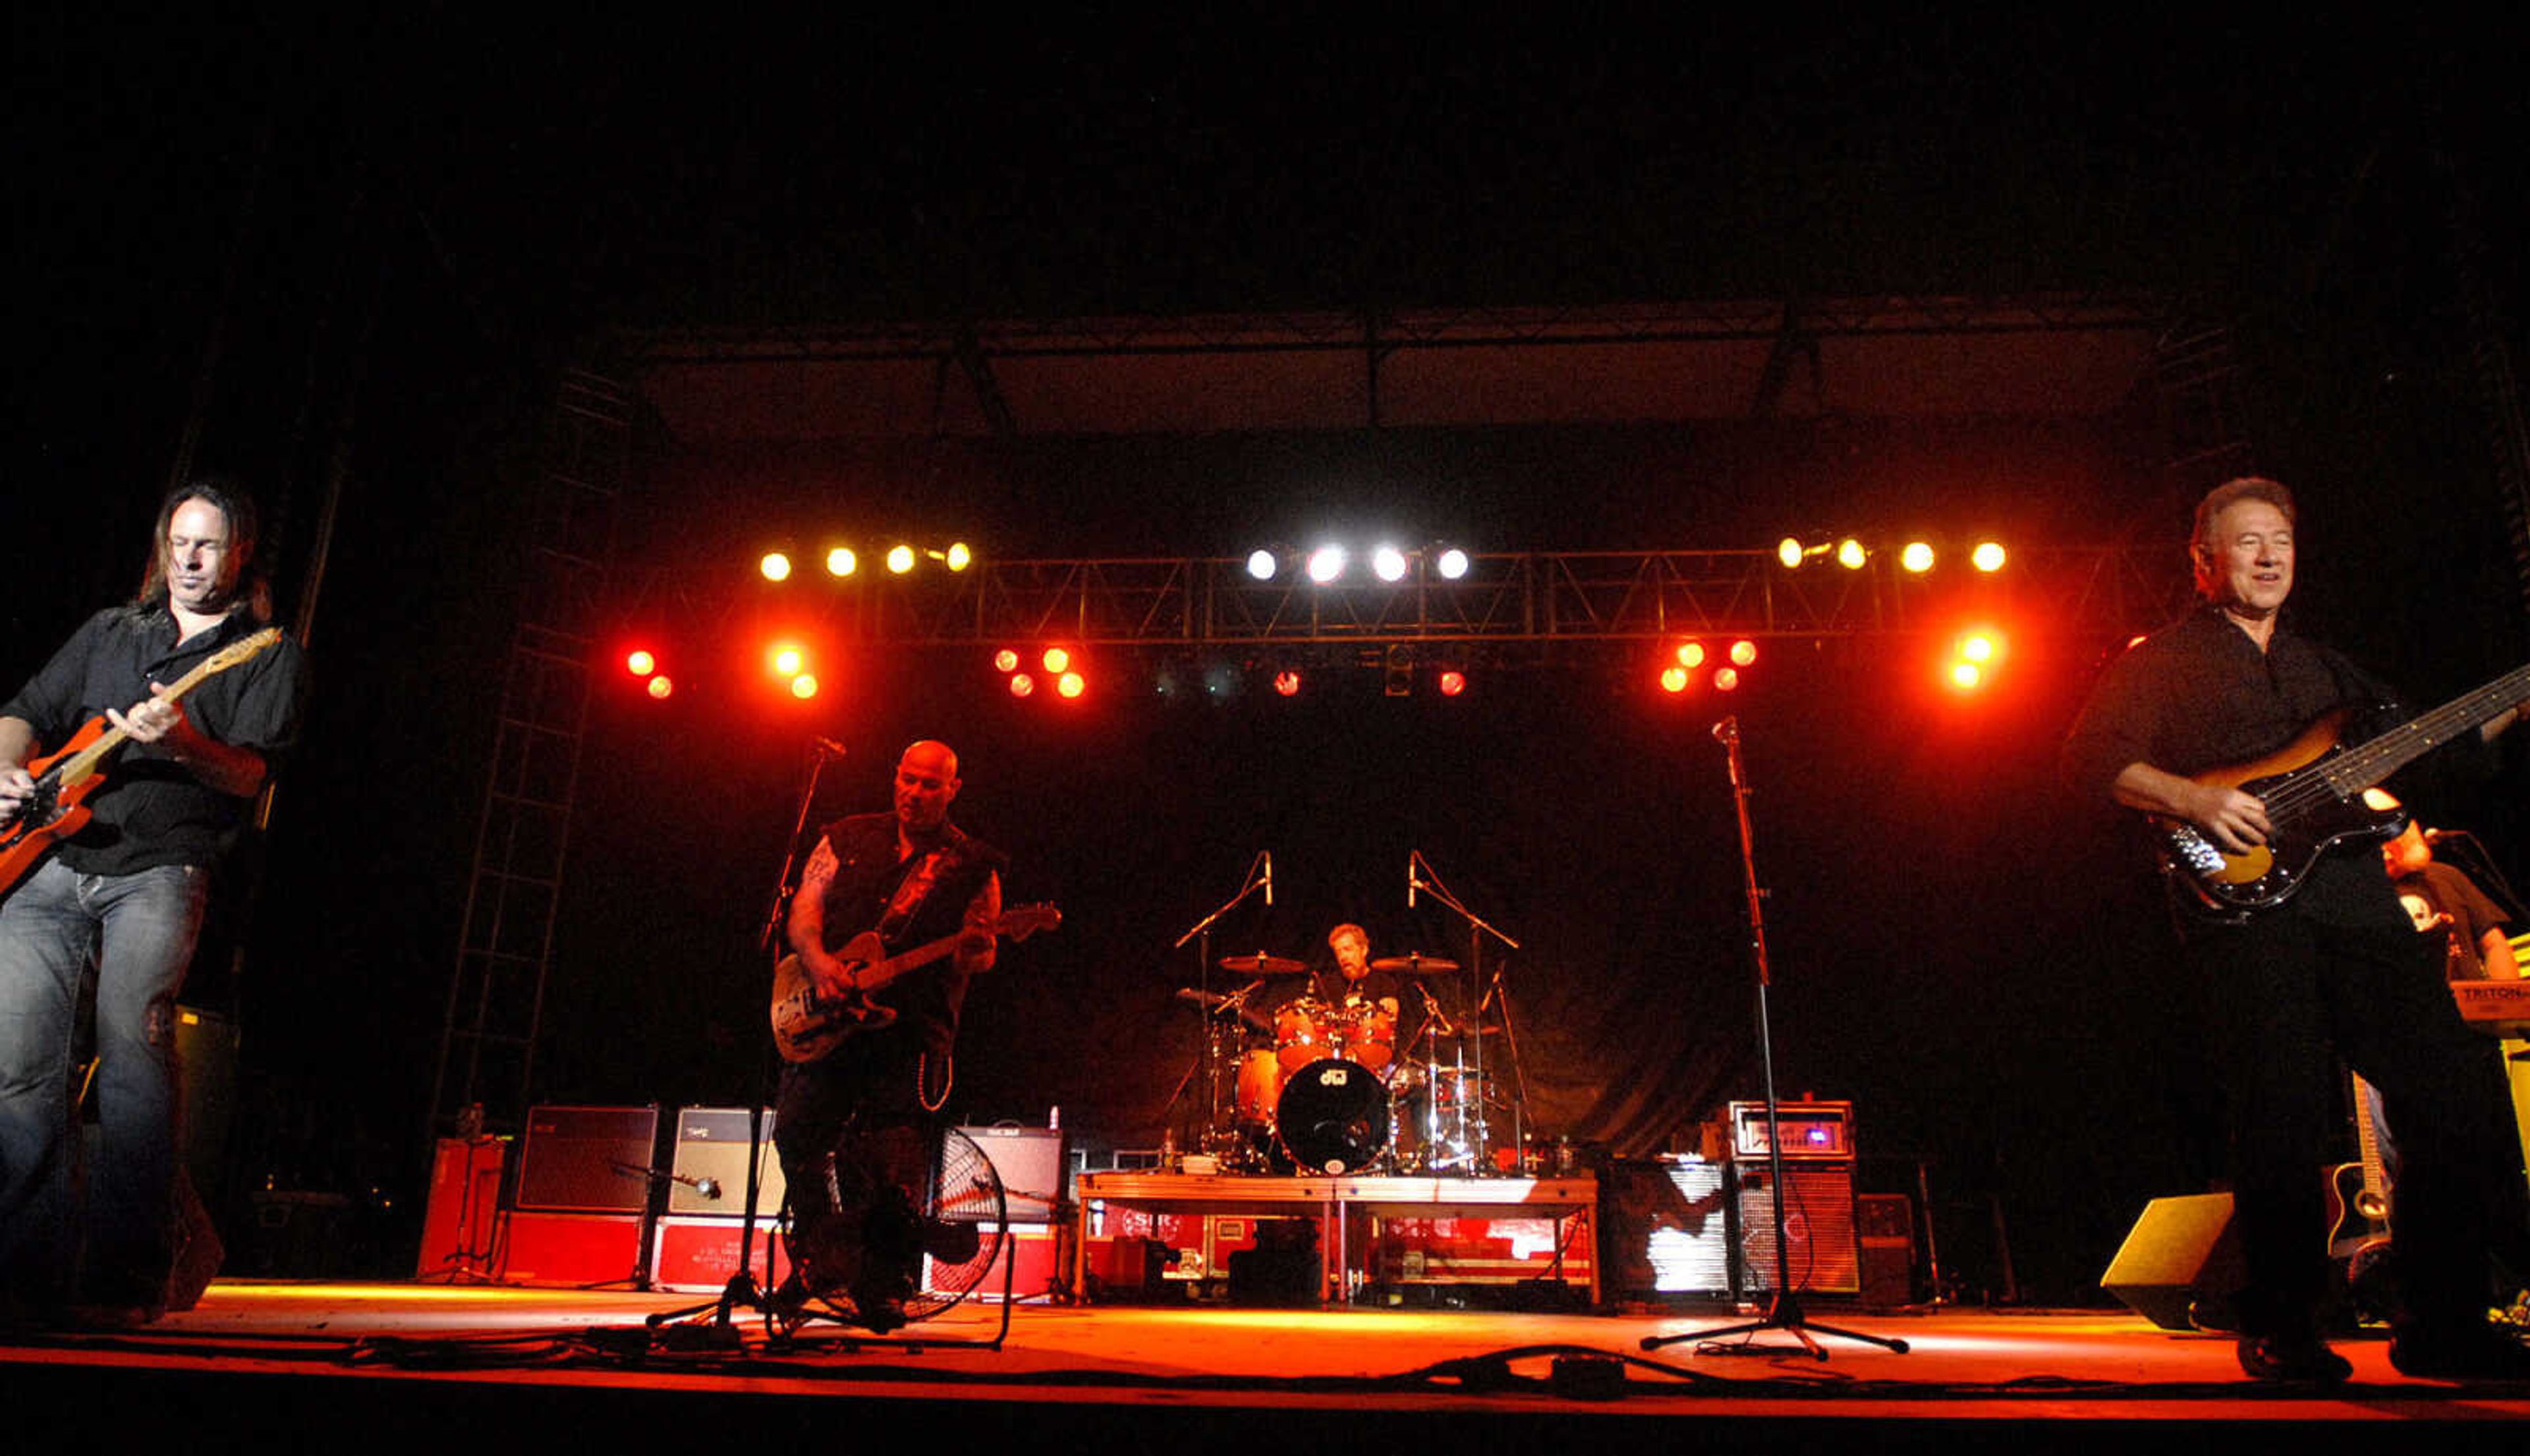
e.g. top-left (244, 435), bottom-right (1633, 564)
top-left (0, 480), bottom-right (308, 1328)
top-left (770, 739), bottom-right (1005, 1333)
top-left (2064, 476), bottom-right (2530, 1384)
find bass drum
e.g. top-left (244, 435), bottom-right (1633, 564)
top-left (1274, 1058), bottom-right (1391, 1174)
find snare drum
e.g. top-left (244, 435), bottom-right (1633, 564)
top-left (1274, 1058), bottom-right (1392, 1174)
top-left (1273, 997), bottom-right (1330, 1071)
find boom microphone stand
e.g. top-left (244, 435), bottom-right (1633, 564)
top-left (1169, 853), bottom-right (1272, 1158)
top-left (1643, 717), bottom-right (1907, 1361)
top-left (648, 735), bottom-right (846, 1347)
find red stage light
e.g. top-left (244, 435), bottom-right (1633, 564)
top-left (625, 649), bottom-right (656, 677)
top-left (1675, 642), bottom-right (1706, 668)
top-left (790, 674), bottom-right (818, 700)
top-left (1437, 669), bottom-right (1467, 697)
top-left (1057, 671), bottom-right (1086, 698)
top-left (1729, 640), bottom-right (1758, 667)
top-left (646, 675), bottom-right (673, 700)
top-left (772, 646), bottom-right (804, 677)
top-left (994, 648), bottom-right (1020, 673)
top-left (1273, 669), bottom-right (1302, 696)
top-left (1714, 667), bottom-right (1741, 692)
top-left (1010, 673), bottom-right (1036, 698)
top-left (1042, 646), bottom-right (1071, 673)
top-left (1949, 662), bottom-right (1984, 690)
top-left (1660, 665), bottom-right (1691, 694)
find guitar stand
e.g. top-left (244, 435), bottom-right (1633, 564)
top-left (1641, 717), bottom-right (1908, 1364)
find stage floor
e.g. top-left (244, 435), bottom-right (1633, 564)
top-left (5, 1283), bottom-right (2527, 1448)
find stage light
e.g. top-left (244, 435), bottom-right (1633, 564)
top-left (993, 648), bottom-right (1020, 673)
top-left (760, 551), bottom-right (793, 582)
top-left (887, 544), bottom-right (916, 574)
top-left (1057, 671), bottom-right (1085, 698)
top-left (1372, 545), bottom-right (1409, 582)
top-left (772, 645), bottom-right (804, 677)
top-left (1384, 644), bottom-right (1415, 696)
top-left (1273, 669), bottom-right (1302, 696)
top-left (1715, 667), bottom-right (1742, 692)
top-left (1901, 542), bottom-right (1936, 573)
top-left (1247, 548), bottom-right (1279, 580)
top-left (790, 674), bottom-right (818, 699)
top-left (1836, 538), bottom-right (1868, 570)
top-left (1307, 545), bottom-right (1347, 584)
top-left (646, 675), bottom-right (673, 700)
top-left (1204, 661), bottom-right (1245, 698)
top-left (1433, 546), bottom-right (1470, 580)
top-left (825, 547), bottom-right (858, 578)
top-left (1042, 646), bottom-right (1071, 673)
top-left (1950, 661), bottom-right (1984, 690)
top-left (1729, 640), bottom-right (1758, 667)
top-left (1961, 633), bottom-right (1997, 663)
top-left (1009, 673), bottom-right (1036, 698)
top-left (1675, 642), bottom-right (1706, 668)
top-left (1777, 536), bottom-right (1806, 569)
top-left (1660, 665), bottom-right (1691, 694)
top-left (943, 542), bottom-right (972, 571)
top-left (1971, 541), bottom-right (2008, 572)
top-left (1437, 669), bottom-right (1467, 697)
top-left (625, 650), bottom-right (656, 677)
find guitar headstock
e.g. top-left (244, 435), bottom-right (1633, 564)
top-left (208, 627), bottom-right (285, 672)
top-left (998, 903), bottom-right (1061, 941)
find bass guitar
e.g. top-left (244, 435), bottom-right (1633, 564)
top-left (0, 627), bottom-right (287, 899)
top-left (2152, 661), bottom-right (2530, 913)
top-left (770, 903), bottom-right (1061, 1064)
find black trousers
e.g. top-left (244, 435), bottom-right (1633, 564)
top-left (2189, 912), bottom-right (2523, 1336)
top-left (772, 1036), bottom-right (942, 1301)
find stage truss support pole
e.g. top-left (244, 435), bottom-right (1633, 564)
top-left (426, 370), bottom-right (627, 1144)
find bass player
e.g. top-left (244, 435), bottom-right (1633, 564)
top-left (2064, 476), bottom-right (2530, 1382)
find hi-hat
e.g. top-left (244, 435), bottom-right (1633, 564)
top-left (1371, 954), bottom-right (1461, 973)
top-left (1219, 953), bottom-right (1307, 974)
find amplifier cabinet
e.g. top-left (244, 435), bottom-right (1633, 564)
top-left (955, 1125), bottom-right (1067, 1222)
top-left (1735, 1162), bottom-right (1861, 1295)
top-left (650, 1214), bottom-right (793, 1294)
top-left (667, 1107), bottom-right (785, 1218)
top-left (517, 1105), bottom-right (663, 1214)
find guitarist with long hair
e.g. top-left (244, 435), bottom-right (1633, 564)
top-left (771, 739), bottom-right (1004, 1333)
top-left (0, 480), bottom-right (308, 1328)
top-left (2065, 476), bottom-right (2530, 1382)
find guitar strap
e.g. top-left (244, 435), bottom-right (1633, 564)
top-left (874, 846), bottom-right (953, 943)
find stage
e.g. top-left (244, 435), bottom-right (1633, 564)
top-left (7, 1282), bottom-right (2526, 1450)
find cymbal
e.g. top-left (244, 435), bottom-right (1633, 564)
top-left (1371, 954), bottom-right (1461, 973)
top-left (1219, 953), bottom-right (1308, 975)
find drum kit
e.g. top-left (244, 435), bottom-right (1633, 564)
top-left (1185, 952), bottom-right (1516, 1175)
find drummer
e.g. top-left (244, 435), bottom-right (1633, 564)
top-left (1312, 922), bottom-right (1402, 1024)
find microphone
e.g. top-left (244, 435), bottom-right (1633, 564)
top-left (694, 1177), bottom-right (721, 1202)
top-left (1407, 854), bottom-right (1418, 909)
top-left (1262, 851), bottom-right (1273, 906)
top-left (811, 736), bottom-right (849, 758)
top-left (1711, 716), bottom-right (1738, 744)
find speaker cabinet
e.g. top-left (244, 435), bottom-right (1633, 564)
top-left (1855, 1192), bottom-right (1916, 1307)
top-left (2101, 1192), bottom-right (2244, 1332)
top-left (956, 1125), bottom-right (1067, 1221)
top-left (1737, 1162), bottom-right (1860, 1295)
top-left (516, 1105), bottom-right (662, 1213)
top-left (500, 1210), bottom-right (646, 1287)
top-left (666, 1107), bottom-right (785, 1218)
top-left (416, 1136), bottom-right (508, 1278)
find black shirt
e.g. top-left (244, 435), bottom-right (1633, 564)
top-left (3, 605), bottom-right (308, 874)
top-left (812, 811), bottom-right (1005, 1059)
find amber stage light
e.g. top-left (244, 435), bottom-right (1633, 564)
top-left (1836, 538), bottom-right (1868, 570)
top-left (771, 646), bottom-right (804, 677)
top-left (825, 547), bottom-right (858, 578)
top-left (1971, 541), bottom-right (2008, 572)
top-left (886, 544), bottom-right (916, 574)
top-left (760, 551), bottom-right (793, 582)
top-left (790, 674), bottom-right (818, 699)
top-left (1901, 542), bottom-right (1936, 573)
top-left (1057, 671), bottom-right (1085, 698)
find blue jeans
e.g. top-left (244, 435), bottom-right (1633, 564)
top-left (0, 858), bottom-right (208, 1304)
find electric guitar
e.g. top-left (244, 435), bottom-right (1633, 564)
top-left (770, 903), bottom-right (1061, 1064)
top-left (0, 627), bottom-right (287, 899)
top-left (2152, 661), bottom-right (2530, 913)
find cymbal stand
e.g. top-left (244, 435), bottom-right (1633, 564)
top-left (1406, 851), bottom-right (1519, 1174)
top-left (1642, 717), bottom-right (1907, 1362)
top-left (650, 737), bottom-right (845, 1347)
top-left (1169, 853), bottom-right (1270, 1158)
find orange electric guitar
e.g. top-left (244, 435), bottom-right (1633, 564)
top-left (769, 903), bottom-right (1061, 1063)
top-left (0, 627), bottom-right (285, 899)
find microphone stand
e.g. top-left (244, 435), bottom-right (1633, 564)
top-left (1643, 717), bottom-right (1907, 1360)
top-left (648, 737), bottom-right (844, 1347)
top-left (1169, 854), bottom-right (1270, 1158)
top-left (1406, 851), bottom-right (1519, 1175)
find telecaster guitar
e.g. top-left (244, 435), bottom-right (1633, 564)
top-left (0, 627), bottom-right (286, 899)
top-left (2153, 661), bottom-right (2530, 913)
top-left (770, 903), bottom-right (1060, 1064)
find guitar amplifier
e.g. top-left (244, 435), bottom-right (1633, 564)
top-left (1735, 1162), bottom-right (1861, 1295)
top-left (516, 1105), bottom-right (663, 1214)
top-left (667, 1107), bottom-right (785, 1218)
top-left (956, 1125), bottom-right (1067, 1222)
top-left (1727, 1100), bottom-right (1853, 1161)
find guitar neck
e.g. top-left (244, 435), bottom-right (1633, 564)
top-left (2320, 664), bottom-right (2530, 798)
top-left (55, 627), bottom-right (285, 785)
